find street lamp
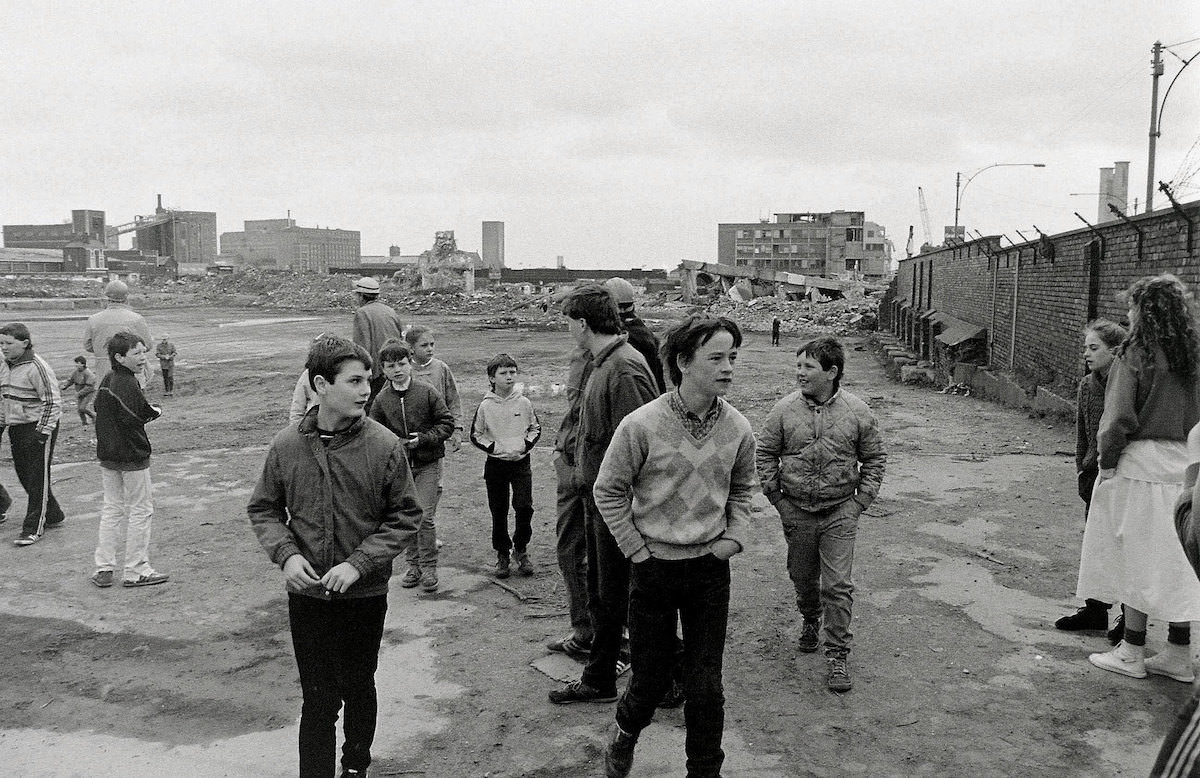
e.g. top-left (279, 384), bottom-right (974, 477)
top-left (953, 162), bottom-right (1046, 234)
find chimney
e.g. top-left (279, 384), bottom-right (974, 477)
top-left (156, 194), bottom-right (164, 214)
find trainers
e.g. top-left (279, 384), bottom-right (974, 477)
top-left (1089, 640), bottom-right (1146, 678)
top-left (495, 552), bottom-right (511, 579)
top-left (1145, 644), bottom-right (1196, 683)
top-left (1055, 604), bottom-right (1108, 631)
top-left (548, 679), bottom-right (618, 705)
top-left (603, 723), bottom-right (638, 778)
top-left (90, 570), bottom-right (114, 588)
top-left (514, 550), bottom-right (535, 576)
top-left (399, 566), bottom-right (422, 588)
top-left (123, 571), bottom-right (170, 588)
top-left (13, 533), bottom-right (41, 546)
top-left (657, 678), bottom-right (686, 709)
top-left (45, 520), bottom-right (65, 530)
top-left (420, 569), bottom-right (439, 593)
top-left (1108, 613), bottom-right (1125, 645)
top-left (826, 654), bottom-right (853, 692)
top-left (547, 634), bottom-right (592, 660)
top-left (798, 618), bottom-right (820, 653)
top-left (0, 512), bottom-right (6, 525)
top-left (340, 769), bottom-right (366, 777)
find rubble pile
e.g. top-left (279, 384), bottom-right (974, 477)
top-left (703, 293), bottom-right (881, 336)
top-left (0, 275), bottom-right (104, 299)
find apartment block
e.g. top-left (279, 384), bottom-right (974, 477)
top-left (718, 211), bottom-right (891, 279)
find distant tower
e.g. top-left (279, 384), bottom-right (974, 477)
top-left (1098, 161), bottom-right (1130, 222)
top-left (482, 221), bottom-right (505, 270)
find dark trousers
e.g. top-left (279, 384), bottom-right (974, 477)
top-left (484, 456), bottom-right (533, 553)
top-left (555, 455), bottom-right (593, 642)
top-left (8, 423), bottom-right (64, 536)
top-left (580, 494), bottom-right (630, 694)
top-left (288, 593), bottom-right (388, 778)
top-left (617, 555), bottom-right (730, 778)
top-left (160, 366), bottom-right (174, 393)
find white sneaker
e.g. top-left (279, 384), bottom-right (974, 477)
top-left (1145, 644), bottom-right (1195, 682)
top-left (1089, 640), bottom-right (1147, 678)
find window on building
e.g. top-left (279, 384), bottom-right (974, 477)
top-left (845, 228), bottom-right (863, 242)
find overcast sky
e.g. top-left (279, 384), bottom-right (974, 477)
top-left (3, 1), bottom-right (1198, 268)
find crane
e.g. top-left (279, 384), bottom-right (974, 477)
top-left (917, 187), bottom-right (934, 250)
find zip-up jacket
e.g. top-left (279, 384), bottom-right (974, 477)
top-left (369, 379), bottom-right (455, 468)
top-left (575, 336), bottom-right (658, 486)
top-left (247, 410), bottom-right (422, 599)
top-left (620, 311), bottom-right (666, 394)
top-left (95, 364), bottom-right (160, 468)
top-left (0, 349), bottom-right (61, 436)
top-left (470, 387), bottom-right (541, 461)
top-left (351, 301), bottom-right (404, 379)
top-left (756, 388), bottom-right (886, 513)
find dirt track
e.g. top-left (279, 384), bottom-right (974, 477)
top-left (0, 306), bottom-right (1190, 777)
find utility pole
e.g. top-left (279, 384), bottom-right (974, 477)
top-left (1146, 41), bottom-right (1164, 213)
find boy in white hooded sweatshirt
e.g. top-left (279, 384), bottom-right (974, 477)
top-left (470, 353), bottom-right (541, 578)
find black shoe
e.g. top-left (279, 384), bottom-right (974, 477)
top-left (548, 680), bottom-right (618, 705)
top-left (1108, 613), bottom-right (1125, 645)
top-left (657, 678), bottom-right (685, 709)
top-left (826, 654), bottom-right (853, 693)
top-left (798, 618), bottom-right (820, 653)
top-left (604, 724), bottom-right (638, 778)
top-left (1055, 604), bottom-right (1108, 631)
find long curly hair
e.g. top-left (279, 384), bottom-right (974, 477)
top-left (1117, 273), bottom-right (1200, 379)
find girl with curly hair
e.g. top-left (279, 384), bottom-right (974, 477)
top-left (1079, 274), bottom-right (1200, 682)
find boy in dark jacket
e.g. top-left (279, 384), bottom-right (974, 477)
top-left (369, 338), bottom-right (454, 593)
top-left (91, 332), bottom-right (165, 588)
top-left (249, 336), bottom-right (422, 778)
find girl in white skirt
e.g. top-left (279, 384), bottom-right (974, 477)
top-left (1078, 274), bottom-right (1200, 681)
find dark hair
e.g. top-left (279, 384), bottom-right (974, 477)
top-left (107, 330), bottom-right (146, 368)
top-left (74, 355), bottom-right (87, 365)
top-left (487, 352), bottom-right (519, 379)
top-left (1083, 319), bottom-right (1127, 351)
top-left (305, 336), bottom-right (372, 391)
top-left (0, 322), bottom-right (31, 347)
top-left (1118, 273), bottom-right (1200, 379)
top-left (404, 325), bottom-right (432, 345)
top-left (561, 285), bottom-right (622, 335)
top-left (662, 315), bottom-right (742, 387)
top-left (797, 336), bottom-right (845, 391)
top-left (378, 338), bottom-right (411, 365)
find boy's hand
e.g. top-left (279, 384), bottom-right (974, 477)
top-left (403, 433), bottom-right (420, 449)
top-left (711, 538), bottom-right (740, 560)
top-left (449, 432), bottom-right (461, 452)
top-left (282, 554), bottom-right (321, 591)
top-left (320, 562), bottom-right (362, 594)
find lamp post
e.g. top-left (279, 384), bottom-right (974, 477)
top-left (953, 162), bottom-right (1046, 235)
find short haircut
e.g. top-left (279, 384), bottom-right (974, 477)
top-left (305, 336), bottom-right (372, 391)
top-left (1083, 318), bottom-right (1127, 351)
top-left (487, 352), bottom-right (519, 379)
top-left (404, 325), bottom-right (432, 345)
top-left (797, 336), bottom-right (845, 390)
top-left (662, 315), bottom-right (743, 387)
top-left (0, 322), bottom-right (31, 346)
top-left (107, 330), bottom-right (146, 369)
top-left (561, 285), bottom-right (622, 335)
top-left (74, 355), bottom-right (87, 365)
top-left (378, 338), bottom-right (411, 364)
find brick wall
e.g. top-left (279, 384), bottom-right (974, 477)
top-left (885, 200), bottom-right (1200, 393)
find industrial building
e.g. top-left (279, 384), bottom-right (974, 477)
top-left (718, 211), bottom-right (892, 280)
top-left (482, 221), bottom-right (505, 270)
top-left (3, 209), bottom-right (107, 251)
top-left (127, 197), bottom-right (218, 267)
top-left (220, 218), bottom-right (360, 272)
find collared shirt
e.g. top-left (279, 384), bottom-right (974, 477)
top-left (667, 389), bottom-right (722, 440)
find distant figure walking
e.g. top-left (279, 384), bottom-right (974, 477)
top-left (351, 276), bottom-right (403, 411)
top-left (84, 280), bottom-right (152, 387)
top-left (155, 334), bottom-right (177, 396)
top-left (772, 317), bottom-right (781, 347)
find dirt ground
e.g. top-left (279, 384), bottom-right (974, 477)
top-left (0, 304), bottom-right (1192, 777)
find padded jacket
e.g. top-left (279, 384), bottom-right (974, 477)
top-left (756, 388), bottom-right (885, 513)
top-left (369, 379), bottom-right (455, 468)
top-left (574, 335), bottom-right (659, 486)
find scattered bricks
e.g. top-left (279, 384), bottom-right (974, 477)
top-left (892, 356), bottom-right (916, 368)
top-left (900, 365), bottom-right (937, 384)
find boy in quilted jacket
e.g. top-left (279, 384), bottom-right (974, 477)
top-left (756, 336), bottom-right (885, 693)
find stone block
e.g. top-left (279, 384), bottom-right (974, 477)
top-left (1034, 386), bottom-right (1075, 418)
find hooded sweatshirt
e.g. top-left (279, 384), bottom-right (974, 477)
top-left (470, 387), bottom-right (541, 461)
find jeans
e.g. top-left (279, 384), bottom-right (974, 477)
top-left (7, 423), bottom-right (65, 536)
top-left (288, 593), bottom-right (388, 778)
top-left (778, 497), bottom-right (860, 656)
top-left (617, 554), bottom-right (730, 778)
top-left (554, 454), bottom-right (592, 642)
top-left (484, 456), bottom-right (533, 552)
top-left (580, 493), bottom-right (629, 694)
top-left (406, 460), bottom-right (441, 568)
top-left (94, 466), bottom-right (155, 579)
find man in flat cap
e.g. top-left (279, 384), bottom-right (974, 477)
top-left (351, 276), bottom-right (404, 410)
top-left (84, 280), bottom-right (153, 386)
